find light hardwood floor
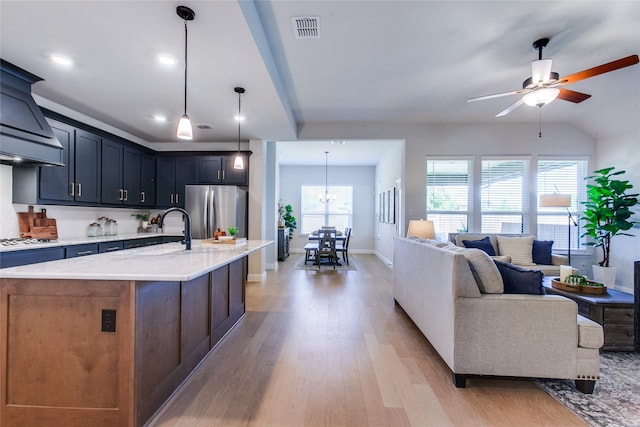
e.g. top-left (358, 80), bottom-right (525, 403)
top-left (148, 254), bottom-right (585, 427)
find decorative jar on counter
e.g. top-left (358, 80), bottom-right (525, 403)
top-left (87, 223), bottom-right (102, 237)
top-left (108, 219), bottom-right (118, 236)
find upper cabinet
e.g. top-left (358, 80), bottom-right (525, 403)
top-left (197, 154), bottom-right (248, 186)
top-left (39, 120), bottom-right (101, 204)
top-left (101, 141), bottom-right (154, 207)
top-left (156, 156), bottom-right (197, 208)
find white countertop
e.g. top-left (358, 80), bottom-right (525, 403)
top-left (0, 232), bottom-right (183, 253)
top-left (0, 240), bottom-right (273, 281)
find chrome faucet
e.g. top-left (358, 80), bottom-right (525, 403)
top-left (158, 207), bottom-right (192, 250)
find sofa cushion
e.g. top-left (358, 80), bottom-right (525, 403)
top-left (462, 236), bottom-right (496, 256)
top-left (494, 260), bottom-right (545, 295)
top-left (496, 235), bottom-right (535, 265)
top-left (455, 233), bottom-right (498, 254)
top-left (463, 249), bottom-right (504, 294)
top-left (532, 240), bottom-right (554, 265)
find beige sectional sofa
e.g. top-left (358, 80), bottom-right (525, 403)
top-left (393, 236), bottom-right (603, 393)
top-left (449, 232), bottom-right (569, 276)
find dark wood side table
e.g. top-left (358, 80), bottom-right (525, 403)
top-left (543, 277), bottom-right (635, 351)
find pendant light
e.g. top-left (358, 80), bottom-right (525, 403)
top-left (176, 6), bottom-right (195, 140)
top-left (233, 87), bottom-right (245, 170)
top-left (319, 151), bottom-right (335, 202)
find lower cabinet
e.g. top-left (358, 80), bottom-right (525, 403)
top-left (0, 247), bottom-right (65, 268)
top-left (0, 256), bottom-right (248, 427)
top-left (65, 243), bottom-right (98, 258)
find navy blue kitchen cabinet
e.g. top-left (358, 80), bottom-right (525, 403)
top-left (0, 247), bottom-right (65, 268)
top-left (122, 237), bottom-right (163, 249)
top-left (140, 153), bottom-right (156, 207)
top-left (197, 154), bottom-right (248, 185)
top-left (98, 241), bottom-right (124, 253)
top-left (101, 140), bottom-right (147, 207)
top-left (39, 120), bottom-right (101, 204)
top-left (65, 243), bottom-right (99, 258)
top-left (156, 156), bottom-right (196, 208)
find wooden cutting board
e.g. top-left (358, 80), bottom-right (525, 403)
top-left (18, 206), bottom-right (58, 240)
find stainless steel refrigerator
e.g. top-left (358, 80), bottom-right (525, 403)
top-left (185, 185), bottom-right (248, 239)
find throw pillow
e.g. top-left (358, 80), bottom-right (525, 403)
top-left (494, 260), bottom-right (545, 295)
top-left (462, 236), bottom-right (496, 256)
top-left (532, 240), bottom-right (553, 265)
top-left (496, 235), bottom-right (535, 265)
top-left (462, 249), bottom-right (504, 294)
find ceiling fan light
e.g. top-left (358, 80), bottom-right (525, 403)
top-left (177, 114), bottom-right (193, 140)
top-left (523, 87), bottom-right (559, 107)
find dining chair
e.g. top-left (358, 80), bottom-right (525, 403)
top-left (316, 228), bottom-right (337, 269)
top-left (336, 227), bottom-right (352, 265)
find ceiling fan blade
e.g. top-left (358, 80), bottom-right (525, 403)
top-left (557, 54), bottom-right (639, 85)
top-left (495, 98), bottom-right (524, 117)
top-left (531, 59), bottom-right (553, 84)
top-left (467, 88), bottom-right (529, 103)
top-left (557, 88), bottom-right (591, 103)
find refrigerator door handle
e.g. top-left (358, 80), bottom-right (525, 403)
top-left (203, 189), bottom-right (209, 237)
top-left (210, 189), bottom-right (216, 237)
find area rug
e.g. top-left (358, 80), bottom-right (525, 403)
top-left (294, 258), bottom-right (357, 271)
top-left (535, 351), bottom-right (640, 427)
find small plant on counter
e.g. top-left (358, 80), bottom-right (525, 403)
top-left (227, 226), bottom-right (239, 237)
top-left (132, 213), bottom-right (150, 222)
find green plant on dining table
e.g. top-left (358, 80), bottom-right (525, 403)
top-left (580, 167), bottom-right (638, 267)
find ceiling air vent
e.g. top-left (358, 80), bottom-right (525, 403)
top-left (196, 124), bottom-right (213, 130)
top-left (292, 17), bottom-right (320, 39)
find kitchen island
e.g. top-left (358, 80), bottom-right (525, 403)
top-left (0, 240), bottom-right (272, 427)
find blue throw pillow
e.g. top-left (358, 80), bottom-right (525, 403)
top-left (494, 260), bottom-right (545, 295)
top-left (462, 236), bottom-right (496, 256)
top-left (532, 240), bottom-right (553, 265)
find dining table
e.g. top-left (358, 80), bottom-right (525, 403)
top-left (305, 229), bottom-right (345, 266)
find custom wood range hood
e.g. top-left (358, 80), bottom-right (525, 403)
top-left (0, 59), bottom-right (63, 167)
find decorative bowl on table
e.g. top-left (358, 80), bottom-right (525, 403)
top-left (551, 275), bottom-right (607, 295)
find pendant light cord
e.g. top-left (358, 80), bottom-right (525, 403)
top-left (238, 93), bottom-right (241, 152)
top-left (183, 20), bottom-right (188, 115)
top-left (325, 151), bottom-right (329, 197)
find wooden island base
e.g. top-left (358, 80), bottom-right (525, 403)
top-left (0, 257), bottom-right (247, 427)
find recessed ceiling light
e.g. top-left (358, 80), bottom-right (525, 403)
top-left (153, 114), bottom-right (167, 122)
top-left (158, 55), bottom-right (176, 65)
top-left (50, 54), bottom-right (73, 66)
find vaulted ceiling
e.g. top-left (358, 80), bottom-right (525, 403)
top-left (1, 1), bottom-right (638, 163)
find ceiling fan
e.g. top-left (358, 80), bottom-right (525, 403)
top-left (467, 37), bottom-right (639, 117)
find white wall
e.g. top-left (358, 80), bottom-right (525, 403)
top-left (279, 165), bottom-right (375, 254)
top-left (374, 142), bottom-right (404, 265)
top-left (596, 131), bottom-right (640, 294)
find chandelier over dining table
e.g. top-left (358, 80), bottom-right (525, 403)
top-left (319, 151), bottom-right (336, 203)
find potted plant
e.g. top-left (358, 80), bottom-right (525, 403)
top-left (581, 167), bottom-right (638, 286)
top-left (132, 212), bottom-right (150, 229)
top-left (227, 226), bottom-right (239, 238)
top-left (280, 203), bottom-right (297, 239)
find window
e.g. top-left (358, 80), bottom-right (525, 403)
top-left (481, 159), bottom-right (528, 233)
top-left (537, 159), bottom-right (588, 251)
top-left (426, 159), bottom-right (472, 236)
top-left (300, 186), bottom-right (353, 234)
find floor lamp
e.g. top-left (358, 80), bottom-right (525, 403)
top-left (539, 194), bottom-right (576, 265)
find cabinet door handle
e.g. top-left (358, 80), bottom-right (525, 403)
top-left (124, 189), bottom-right (128, 201)
top-left (171, 194), bottom-right (174, 204)
top-left (222, 170), bottom-right (225, 180)
top-left (76, 250), bottom-right (93, 256)
top-left (218, 170), bottom-right (221, 180)
top-left (70, 182), bottom-right (75, 197)
top-left (119, 189), bottom-right (124, 201)
top-left (105, 246), bottom-right (120, 252)
top-left (141, 192), bottom-right (145, 203)
top-left (175, 194), bottom-right (179, 204)
top-left (77, 183), bottom-right (82, 197)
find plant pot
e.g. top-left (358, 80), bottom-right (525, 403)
top-left (142, 220), bottom-right (149, 229)
top-left (592, 265), bottom-right (616, 288)
top-left (278, 220), bottom-right (285, 228)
